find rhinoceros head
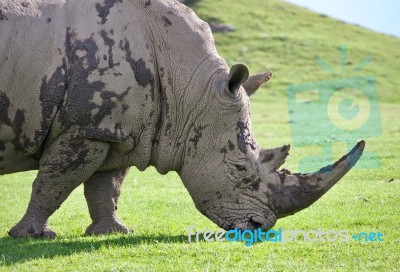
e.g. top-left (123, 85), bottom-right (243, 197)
top-left (178, 64), bottom-right (365, 231)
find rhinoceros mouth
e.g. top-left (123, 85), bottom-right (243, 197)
top-left (232, 218), bottom-right (263, 231)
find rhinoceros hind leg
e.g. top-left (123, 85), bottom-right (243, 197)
top-left (84, 168), bottom-right (132, 235)
top-left (8, 135), bottom-right (110, 238)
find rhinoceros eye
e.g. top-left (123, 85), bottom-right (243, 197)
top-left (224, 158), bottom-right (249, 180)
top-left (234, 164), bottom-right (246, 172)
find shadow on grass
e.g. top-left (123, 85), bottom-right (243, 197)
top-left (0, 234), bottom-right (188, 265)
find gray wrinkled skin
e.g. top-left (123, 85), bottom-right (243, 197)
top-left (0, 0), bottom-right (365, 238)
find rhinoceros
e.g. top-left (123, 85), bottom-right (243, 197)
top-left (0, 0), bottom-right (364, 238)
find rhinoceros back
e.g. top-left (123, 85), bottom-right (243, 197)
top-left (1, 0), bottom-right (162, 174)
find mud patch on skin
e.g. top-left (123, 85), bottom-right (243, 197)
top-left (281, 145), bottom-right (289, 153)
top-left (94, 87), bottom-right (130, 124)
top-left (277, 168), bottom-right (291, 182)
top-left (80, 125), bottom-right (129, 144)
top-left (0, 62), bottom-right (66, 156)
top-left (165, 123), bottom-right (172, 135)
top-left (0, 93), bottom-right (26, 152)
top-left (189, 126), bottom-right (205, 150)
top-left (60, 29), bottom-right (104, 128)
top-left (0, 6), bottom-right (8, 21)
top-left (120, 39), bottom-right (155, 99)
top-left (228, 140), bottom-right (235, 151)
top-left (95, 0), bottom-right (122, 24)
top-left (159, 67), bottom-right (165, 78)
top-left (38, 60), bottom-right (67, 138)
top-left (60, 28), bottom-right (130, 130)
top-left (251, 181), bottom-right (260, 190)
top-left (0, 92), bottom-right (12, 126)
top-left (152, 84), bottom-right (165, 146)
top-left (35, 187), bottom-right (42, 195)
top-left (55, 191), bottom-right (63, 200)
top-left (236, 121), bottom-right (257, 154)
top-left (0, 92), bottom-right (43, 154)
top-left (10, 109), bottom-right (27, 152)
top-left (99, 30), bottom-right (120, 74)
top-left (261, 152), bottom-right (274, 164)
top-left (62, 139), bottom-right (91, 173)
top-left (234, 175), bottom-right (261, 191)
top-left (164, 95), bottom-right (170, 115)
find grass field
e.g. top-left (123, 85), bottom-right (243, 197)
top-left (1, 0), bottom-right (400, 271)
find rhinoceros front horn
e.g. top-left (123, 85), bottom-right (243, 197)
top-left (267, 140), bottom-right (365, 218)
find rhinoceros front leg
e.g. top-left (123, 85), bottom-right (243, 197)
top-left (84, 168), bottom-right (131, 235)
top-left (8, 135), bottom-right (110, 238)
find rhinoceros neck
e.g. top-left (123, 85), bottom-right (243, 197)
top-left (149, 57), bottom-right (225, 174)
top-left (142, 1), bottom-right (228, 174)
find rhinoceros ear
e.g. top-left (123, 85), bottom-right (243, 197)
top-left (225, 64), bottom-right (249, 97)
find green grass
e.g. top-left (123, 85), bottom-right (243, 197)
top-left (1, 0), bottom-right (400, 271)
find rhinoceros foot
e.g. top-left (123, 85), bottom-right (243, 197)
top-left (85, 218), bottom-right (131, 236)
top-left (8, 220), bottom-right (56, 238)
